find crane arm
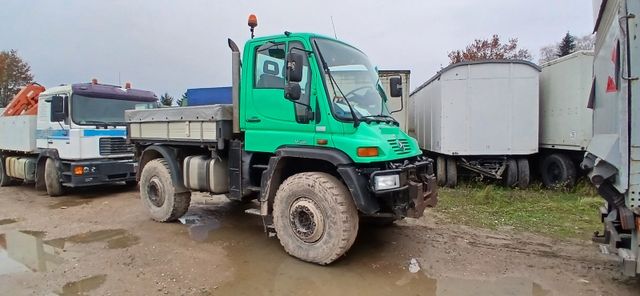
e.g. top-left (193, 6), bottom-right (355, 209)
top-left (1, 83), bottom-right (46, 116)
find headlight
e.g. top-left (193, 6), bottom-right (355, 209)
top-left (374, 174), bottom-right (400, 191)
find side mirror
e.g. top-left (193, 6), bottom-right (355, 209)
top-left (50, 95), bottom-right (67, 122)
top-left (285, 83), bottom-right (301, 101)
top-left (286, 52), bottom-right (304, 83)
top-left (389, 77), bottom-right (403, 98)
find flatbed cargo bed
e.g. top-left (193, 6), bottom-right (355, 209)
top-left (126, 105), bottom-right (233, 144)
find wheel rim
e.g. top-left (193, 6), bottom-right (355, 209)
top-left (289, 197), bottom-right (325, 243)
top-left (147, 177), bottom-right (165, 207)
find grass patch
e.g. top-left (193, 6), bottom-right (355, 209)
top-left (434, 180), bottom-right (603, 240)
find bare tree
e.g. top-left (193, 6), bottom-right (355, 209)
top-left (447, 34), bottom-right (532, 65)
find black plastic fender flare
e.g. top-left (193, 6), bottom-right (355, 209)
top-left (260, 146), bottom-right (379, 216)
top-left (139, 145), bottom-right (188, 193)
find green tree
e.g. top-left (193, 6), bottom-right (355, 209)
top-left (160, 92), bottom-right (174, 106)
top-left (0, 50), bottom-right (34, 107)
top-left (557, 32), bottom-right (576, 57)
top-left (176, 92), bottom-right (187, 107)
top-left (447, 34), bottom-right (532, 65)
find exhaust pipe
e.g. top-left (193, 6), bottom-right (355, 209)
top-left (228, 38), bottom-right (241, 134)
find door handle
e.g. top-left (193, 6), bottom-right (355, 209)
top-left (247, 117), bottom-right (261, 123)
top-left (47, 140), bottom-right (53, 144)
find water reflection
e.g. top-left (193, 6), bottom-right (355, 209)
top-left (185, 201), bottom-right (549, 296)
top-left (0, 230), bottom-right (63, 275)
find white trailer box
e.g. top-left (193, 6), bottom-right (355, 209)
top-left (412, 60), bottom-right (540, 156)
top-left (411, 60), bottom-right (540, 188)
top-left (0, 115), bottom-right (38, 152)
top-left (540, 51), bottom-right (594, 151)
top-left (379, 70), bottom-right (410, 133)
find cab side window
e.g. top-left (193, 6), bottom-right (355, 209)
top-left (254, 43), bottom-right (286, 89)
top-left (289, 41), bottom-right (312, 123)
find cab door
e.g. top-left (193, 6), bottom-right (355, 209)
top-left (244, 39), bottom-right (317, 152)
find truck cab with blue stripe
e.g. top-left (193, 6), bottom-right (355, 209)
top-left (0, 81), bottom-right (157, 196)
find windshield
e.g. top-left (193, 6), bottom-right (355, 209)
top-left (71, 95), bottom-right (156, 126)
top-left (313, 38), bottom-right (390, 121)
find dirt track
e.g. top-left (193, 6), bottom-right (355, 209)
top-left (0, 184), bottom-right (638, 295)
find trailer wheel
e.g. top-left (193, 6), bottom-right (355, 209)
top-left (44, 158), bottom-right (64, 196)
top-left (436, 156), bottom-right (446, 186)
top-left (540, 154), bottom-right (576, 188)
top-left (0, 157), bottom-right (12, 187)
top-left (445, 157), bottom-right (457, 188)
top-left (503, 159), bottom-right (518, 188)
top-left (273, 172), bottom-right (359, 265)
top-left (516, 158), bottom-right (530, 188)
top-left (140, 159), bottom-right (191, 222)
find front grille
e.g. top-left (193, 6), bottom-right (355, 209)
top-left (99, 137), bottom-right (133, 155)
top-left (387, 138), bottom-right (411, 155)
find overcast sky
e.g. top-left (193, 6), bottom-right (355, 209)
top-left (1, 0), bottom-right (594, 97)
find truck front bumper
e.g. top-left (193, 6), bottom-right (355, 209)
top-left (62, 159), bottom-right (136, 187)
top-left (369, 159), bottom-right (438, 218)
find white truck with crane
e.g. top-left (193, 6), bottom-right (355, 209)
top-left (0, 81), bottom-right (157, 196)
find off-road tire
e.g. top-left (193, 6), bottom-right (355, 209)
top-left (44, 158), bottom-right (64, 196)
top-left (273, 172), bottom-right (359, 265)
top-left (0, 157), bottom-right (12, 187)
top-left (445, 157), bottom-right (457, 188)
top-left (503, 159), bottom-right (518, 188)
top-left (140, 159), bottom-right (191, 222)
top-left (516, 158), bottom-right (530, 189)
top-left (540, 153), bottom-right (576, 188)
top-left (436, 156), bottom-right (446, 187)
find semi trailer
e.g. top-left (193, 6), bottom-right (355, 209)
top-left (582, 0), bottom-right (640, 277)
top-left (410, 60), bottom-right (541, 188)
top-left (539, 51), bottom-right (594, 188)
top-left (0, 81), bottom-right (157, 196)
top-left (126, 28), bottom-right (437, 264)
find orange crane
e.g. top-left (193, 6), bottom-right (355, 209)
top-left (1, 83), bottom-right (46, 116)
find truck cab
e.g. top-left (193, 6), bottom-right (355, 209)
top-left (128, 32), bottom-right (437, 264)
top-left (0, 81), bottom-right (157, 196)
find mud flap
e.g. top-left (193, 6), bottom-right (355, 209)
top-left (406, 175), bottom-right (438, 218)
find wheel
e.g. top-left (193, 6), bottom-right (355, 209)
top-left (540, 153), bottom-right (576, 188)
top-left (44, 158), bottom-right (64, 196)
top-left (436, 156), bottom-right (446, 187)
top-left (273, 172), bottom-right (359, 265)
top-left (516, 158), bottom-right (530, 188)
top-left (503, 159), bottom-right (518, 188)
top-left (445, 157), bottom-right (457, 188)
top-left (140, 159), bottom-right (191, 222)
top-left (0, 157), bottom-right (12, 187)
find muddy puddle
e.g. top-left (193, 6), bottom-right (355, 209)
top-left (0, 218), bottom-right (19, 226)
top-left (183, 201), bottom-right (550, 296)
top-left (0, 230), bottom-right (64, 275)
top-left (58, 274), bottom-right (107, 296)
top-left (46, 229), bottom-right (140, 249)
top-left (48, 198), bottom-right (94, 209)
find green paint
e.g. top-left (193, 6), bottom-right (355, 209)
top-left (239, 33), bottom-right (420, 163)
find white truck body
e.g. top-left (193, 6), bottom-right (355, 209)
top-left (411, 60), bottom-right (540, 156)
top-left (540, 51), bottom-right (594, 151)
top-left (0, 83), bottom-right (157, 191)
top-left (378, 70), bottom-right (410, 133)
top-left (582, 0), bottom-right (640, 276)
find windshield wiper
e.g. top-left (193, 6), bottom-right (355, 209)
top-left (361, 115), bottom-right (399, 126)
top-left (313, 40), bottom-right (360, 127)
